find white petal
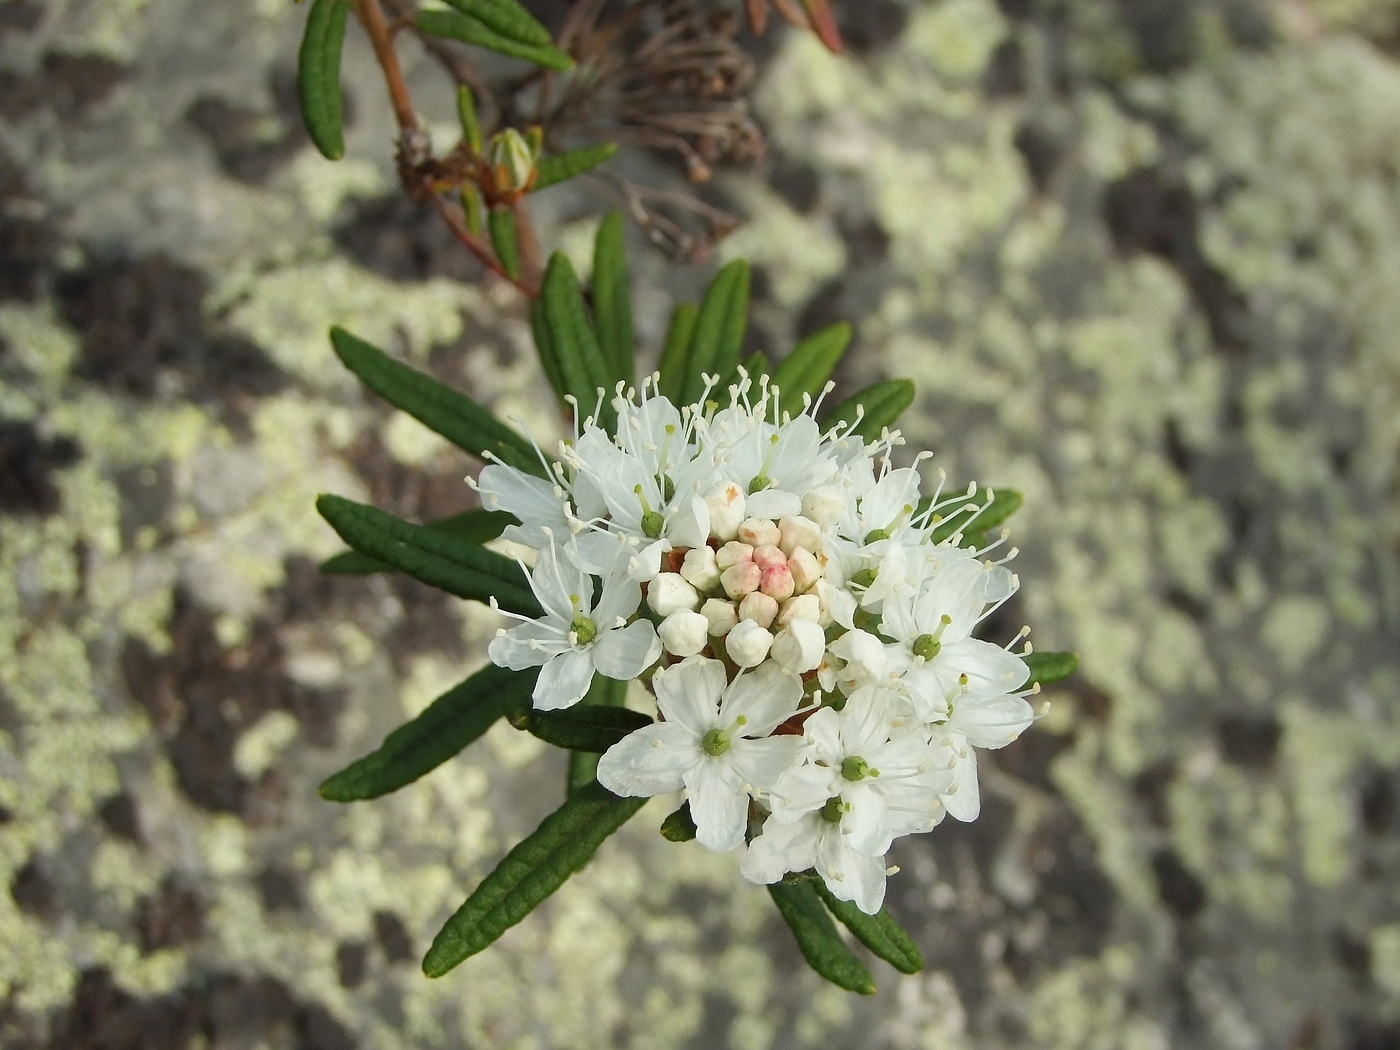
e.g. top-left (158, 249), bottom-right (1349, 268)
top-left (596, 723), bottom-right (696, 796)
top-left (488, 622), bottom-right (565, 670)
top-left (818, 830), bottom-right (887, 915)
top-left (942, 747), bottom-right (981, 822)
top-left (941, 638), bottom-right (1031, 695)
top-left (843, 787), bottom-right (892, 856)
top-left (684, 758), bottom-right (749, 853)
top-left (591, 620), bottom-right (661, 681)
top-left (745, 489), bottom-right (803, 519)
top-left (532, 647), bottom-right (595, 710)
top-left (952, 694), bottom-right (1035, 749)
top-left (652, 656), bottom-right (726, 734)
top-left (726, 736), bottom-right (805, 795)
top-left (740, 815), bottom-right (819, 885)
top-left (770, 761), bottom-right (837, 821)
top-left (801, 707), bottom-right (844, 765)
top-left (594, 572), bottom-right (644, 625)
top-left (720, 662), bottom-right (802, 735)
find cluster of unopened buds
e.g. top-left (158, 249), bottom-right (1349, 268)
top-left (472, 374), bottom-right (1041, 914)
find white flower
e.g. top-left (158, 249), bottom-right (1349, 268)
top-left (770, 618), bottom-right (825, 674)
top-left (740, 806), bottom-right (891, 915)
top-left (488, 540), bottom-right (661, 710)
top-left (597, 658), bottom-right (804, 851)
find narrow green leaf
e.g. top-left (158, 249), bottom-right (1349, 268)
top-left (316, 495), bottom-right (540, 615)
top-left (565, 675), bottom-right (626, 797)
top-left (592, 212), bottom-right (634, 386)
top-left (812, 881), bottom-right (923, 975)
top-left (513, 703), bottom-right (651, 753)
top-left (659, 801), bottom-right (696, 842)
top-left (657, 302), bottom-right (699, 403)
top-left (823, 378), bottom-right (915, 440)
top-left (488, 207), bottom-right (520, 279)
top-left (441, 0), bottom-right (552, 47)
top-left (456, 84), bottom-right (482, 154)
top-left (415, 9), bottom-right (573, 70)
top-left (528, 297), bottom-right (568, 407)
top-left (681, 260), bottom-right (750, 405)
top-left (330, 327), bottom-right (542, 476)
top-left (542, 252), bottom-right (617, 430)
top-left (460, 184), bottom-right (483, 235)
top-left (771, 322), bottom-right (852, 418)
top-left (1022, 650), bottom-right (1078, 687)
top-left (925, 488), bottom-right (1023, 546)
top-left (320, 664), bottom-right (535, 801)
top-left (531, 143), bottom-right (618, 191)
top-left (297, 0), bottom-right (350, 160)
top-left (767, 881), bottom-right (876, 995)
top-left (320, 508), bottom-right (514, 575)
top-left (423, 780), bottom-right (647, 976)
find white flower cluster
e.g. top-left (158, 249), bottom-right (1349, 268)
top-left (475, 377), bottom-right (1038, 914)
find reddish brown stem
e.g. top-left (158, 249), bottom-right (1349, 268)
top-left (510, 198), bottom-right (543, 292)
top-left (353, 0), bottom-right (418, 134)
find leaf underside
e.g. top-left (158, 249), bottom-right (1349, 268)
top-left (812, 881), bottom-right (923, 975)
top-left (767, 880), bottom-right (876, 994)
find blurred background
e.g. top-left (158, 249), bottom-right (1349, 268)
top-left (2, 0), bottom-right (1399, 1046)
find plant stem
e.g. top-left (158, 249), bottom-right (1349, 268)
top-left (430, 193), bottom-right (542, 298)
top-left (353, 0), bottom-right (418, 135)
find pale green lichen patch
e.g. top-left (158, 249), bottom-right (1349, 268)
top-left (719, 186), bottom-right (847, 308)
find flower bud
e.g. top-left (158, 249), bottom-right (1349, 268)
top-left (647, 572), bottom-right (700, 617)
top-left (703, 481), bottom-right (746, 542)
top-left (771, 618), bottom-right (825, 674)
top-left (720, 561), bottom-right (762, 600)
top-left (658, 609), bottom-right (710, 658)
top-left (752, 544), bottom-right (786, 570)
top-left (715, 540), bottom-right (754, 571)
top-left (701, 597), bottom-right (739, 636)
top-left (776, 593), bottom-right (821, 626)
top-left (484, 127), bottom-right (539, 197)
top-left (737, 517), bottom-right (781, 548)
top-left (787, 547), bottom-right (821, 592)
top-left (759, 564), bottom-right (795, 602)
top-left (828, 628), bottom-right (886, 685)
top-left (801, 485), bottom-right (845, 528)
top-left (738, 591), bottom-right (779, 629)
top-left (679, 545), bottom-right (721, 592)
top-left (725, 619), bottom-right (774, 668)
top-left (778, 515), bottom-right (822, 555)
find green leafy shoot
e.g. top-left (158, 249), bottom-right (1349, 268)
top-left (330, 327), bottom-right (543, 476)
top-left (812, 881), bottom-right (923, 975)
top-left (925, 488), bottom-right (1024, 547)
top-left (296, 0), bottom-right (350, 160)
top-left (771, 321), bottom-right (851, 419)
top-left (316, 495), bottom-right (540, 615)
top-left (415, 8), bottom-right (573, 70)
top-left (422, 781), bottom-right (647, 976)
top-left (319, 664), bottom-right (536, 801)
top-left (488, 206), bottom-right (520, 279)
top-left (823, 378), bottom-right (915, 441)
top-left (659, 801), bottom-right (697, 842)
top-left (441, 0), bottom-right (552, 47)
top-left (456, 84), bottom-right (483, 154)
top-left (541, 252), bottom-right (617, 432)
top-left (767, 880), bottom-right (876, 994)
top-left (532, 143), bottom-right (618, 192)
top-left (591, 212), bottom-right (634, 386)
top-left (1022, 650), bottom-right (1079, 687)
top-left (510, 704), bottom-right (652, 753)
top-left (320, 508), bottom-right (514, 576)
top-left (679, 260), bottom-right (750, 406)
top-left (657, 302), bottom-right (699, 403)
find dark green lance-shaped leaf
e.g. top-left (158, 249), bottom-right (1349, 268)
top-left (767, 881), bottom-right (875, 994)
top-left (772, 321), bottom-right (852, 418)
top-left (532, 143), bottom-right (618, 191)
top-left (320, 508), bottom-right (514, 575)
top-left (528, 297), bottom-right (568, 407)
top-left (925, 488), bottom-right (1023, 546)
top-left (512, 703), bottom-right (651, 753)
top-left (297, 0), bottom-right (350, 160)
top-left (441, 0), bottom-right (552, 47)
top-left (823, 378), bottom-right (915, 441)
top-left (423, 780), bottom-right (647, 976)
top-left (565, 674), bottom-right (626, 797)
top-left (1022, 650), bottom-right (1078, 687)
top-left (488, 206), bottom-right (520, 280)
top-left (681, 260), bottom-right (750, 406)
top-left (657, 302), bottom-right (699, 403)
top-left (813, 881), bottom-right (923, 975)
top-left (659, 801), bottom-right (696, 842)
top-left (316, 495), bottom-right (540, 615)
top-left (320, 664), bottom-right (536, 801)
top-left (456, 84), bottom-right (482, 154)
top-left (330, 327), bottom-right (542, 476)
top-left (592, 212), bottom-right (634, 386)
top-left (542, 252), bottom-right (617, 430)
top-left (415, 9), bottom-right (573, 70)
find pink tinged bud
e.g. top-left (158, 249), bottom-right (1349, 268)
top-left (720, 561), bottom-right (762, 600)
top-left (771, 618), bottom-right (825, 674)
top-left (752, 544), bottom-right (786, 570)
top-left (725, 620), bottom-right (774, 668)
top-left (701, 598), bottom-right (739, 636)
top-left (778, 515), bottom-right (822, 556)
top-left (737, 517), bottom-right (781, 548)
top-left (658, 609), bottom-right (710, 657)
top-left (787, 548), bottom-right (821, 592)
top-left (801, 486), bottom-right (844, 528)
top-left (703, 481), bottom-right (746, 542)
top-left (738, 591), bottom-right (779, 629)
top-left (647, 572), bottom-right (700, 617)
top-left (776, 593), bottom-right (821, 627)
top-left (679, 545), bottom-right (721, 592)
top-left (759, 564), bottom-right (795, 602)
top-left (715, 541), bottom-right (754, 571)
